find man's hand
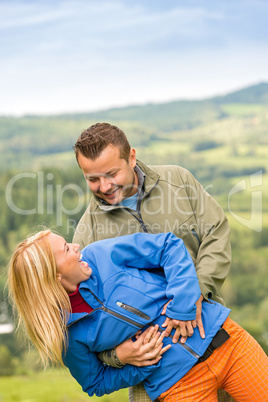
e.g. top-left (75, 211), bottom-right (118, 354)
top-left (116, 325), bottom-right (171, 367)
top-left (195, 294), bottom-right (205, 339)
top-left (161, 295), bottom-right (205, 343)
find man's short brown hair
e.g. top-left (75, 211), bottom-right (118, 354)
top-left (73, 123), bottom-right (131, 162)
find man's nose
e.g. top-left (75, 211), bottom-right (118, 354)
top-left (99, 177), bottom-right (113, 193)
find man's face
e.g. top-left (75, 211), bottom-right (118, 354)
top-left (77, 144), bottom-right (138, 205)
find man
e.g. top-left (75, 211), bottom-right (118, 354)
top-left (73, 122), bottom-right (233, 402)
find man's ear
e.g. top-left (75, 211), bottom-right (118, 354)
top-left (129, 148), bottom-right (136, 168)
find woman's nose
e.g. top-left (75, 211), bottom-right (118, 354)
top-left (73, 243), bottom-right (80, 252)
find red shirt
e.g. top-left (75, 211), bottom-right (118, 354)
top-left (69, 286), bottom-right (93, 313)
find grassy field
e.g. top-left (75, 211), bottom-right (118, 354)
top-left (0, 370), bottom-right (128, 402)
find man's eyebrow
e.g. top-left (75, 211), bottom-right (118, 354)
top-left (106, 168), bottom-right (119, 175)
top-left (85, 168), bottom-right (119, 178)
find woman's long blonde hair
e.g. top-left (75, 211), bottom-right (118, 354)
top-left (8, 230), bottom-right (71, 368)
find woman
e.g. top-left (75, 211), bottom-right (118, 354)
top-left (8, 230), bottom-right (268, 401)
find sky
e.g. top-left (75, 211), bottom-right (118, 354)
top-left (1, 0), bottom-right (268, 116)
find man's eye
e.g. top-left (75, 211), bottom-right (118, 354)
top-left (87, 177), bottom-right (98, 183)
top-left (67, 246), bottom-right (70, 252)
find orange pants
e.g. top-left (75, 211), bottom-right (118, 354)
top-left (159, 317), bottom-right (268, 402)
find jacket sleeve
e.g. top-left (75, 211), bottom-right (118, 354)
top-left (179, 168), bottom-right (231, 302)
top-left (64, 339), bottom-right (159, 397)
top-left (100, 232), bottom-right (201, 321)
top-left (73, 204), bottom-right (95, 248)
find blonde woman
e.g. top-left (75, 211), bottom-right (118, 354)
top-left (8, 231), bottom-right (268, 401)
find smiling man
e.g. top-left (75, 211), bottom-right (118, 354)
top-left (77, 144), bottom-right (138, 205)
top-left (72, 122), bottom-right (233, 402)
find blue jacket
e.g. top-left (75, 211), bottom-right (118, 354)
top-left (64, 233), bottom-right (230, 400)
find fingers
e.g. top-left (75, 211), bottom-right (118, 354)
top-left (172, 323), bottom-right (187, 344)
top-left (140, 334), bottom-right (171, 362)
top-left (138, 327), bottom-right (163, 355)
top-left (138, 338), bottom-right (172, 366)
top-left (163, 318), bottom-right (178, 337)
top-left (144, 325), bottom-right (159, 344)
top-left (160, 343), bottom-right (172, 355)
top-left (161, 300), bottom-right (171, 315)
top-left (136, 325), bottom-right (159, 345)
top-left (179, 321), bottom-right (194, 343)
top-left (154, 329), bottom-right (167, 349)
top-left (134, 330), bottom-right (142, 340)
top-left (137, 327), bottom-right (171, 360)
top-left (196, 317), bottom-right (205, 339)
top-left (162, 319), bottom-right (196, 343)
top-left (195, 295), bottom-right (205, 339)
top-left (161, 305), bottom-right (167, 316)
top-left (173, 327), bottom-right (182, 343)
top-left (161, 317), bottom-right (169, 328)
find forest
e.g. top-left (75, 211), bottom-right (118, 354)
top-left (0, 82), bottom-right (268, 400)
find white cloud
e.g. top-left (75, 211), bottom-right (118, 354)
top-left (0, 0), bottom-right (267, 115)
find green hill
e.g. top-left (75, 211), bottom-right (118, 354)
top-left (212, 82), bottom-right (268, 104)
top-left (1, 82), bottom-right (268, 171)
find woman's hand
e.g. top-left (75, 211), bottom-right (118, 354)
top-left (161, 316), bottom-right (195, 343)
top-left (161, 295), bottom-right (205, 343)
top-left (115, 325), bottom-right (171, 367)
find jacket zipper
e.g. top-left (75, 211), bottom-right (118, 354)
top-left (116, 301), bottom-right (150, 320)
top-left (127, 182), bottom-right (158, 233)
top-left (68, 289), bottom-right (143, 329)
top-left (191, 228), bottom-right (201, 246)
top-left (101, 306), bottom-right (144, 328)
top-left (128, 210), bottom-right (148, 232)
top-left (155, 325), bottom-right (200, 359)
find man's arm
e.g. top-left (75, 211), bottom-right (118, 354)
top-left (73, 204), bottom-right (95, 248)
top-left (180, 168), bottom-right (231, 302)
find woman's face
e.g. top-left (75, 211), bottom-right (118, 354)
top-left (48, 233), bottom-right (92, 294)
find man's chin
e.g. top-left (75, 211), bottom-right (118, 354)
top-left (101, 191), bottom-right (122, 205)
top-left (104, 195), bottom-right (122, 205)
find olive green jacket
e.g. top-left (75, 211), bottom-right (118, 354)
top-left (73, 160), bottom-right (231, 305)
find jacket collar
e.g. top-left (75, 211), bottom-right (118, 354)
top-left (67, 311), bottom-right (90, 327)
top-left (67, 271), bottom-right (104, 327)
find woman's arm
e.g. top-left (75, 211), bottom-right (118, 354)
top-left (94, 232), bottom-right (200, 320)
top-left (64, 327), bottom-right (168, 397)
top-left (98, 325), bottom-right (170, 367)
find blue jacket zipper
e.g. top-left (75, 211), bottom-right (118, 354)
top-left (116, 301), bottom-right (150, 320)
top-left (68, 289), bottom-right (143, 329)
